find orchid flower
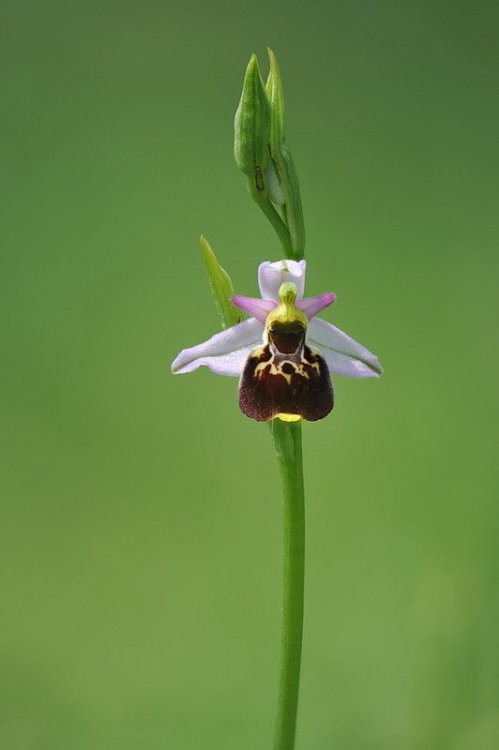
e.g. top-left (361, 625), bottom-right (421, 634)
top-left (173, 49), bottom-right (385, 750)
top-left (172, 259), bottom-right (382, 422)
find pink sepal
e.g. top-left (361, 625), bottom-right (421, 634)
top-left (296, 292), bottom-right (336, 320)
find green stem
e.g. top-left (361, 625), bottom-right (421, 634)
top-left (247, 179), bottom-right (298, 260)
top-left (272, 419), bottom-right (305, 750)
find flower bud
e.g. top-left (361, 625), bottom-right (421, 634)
top-left (234, 54), bottom-right (272, 194)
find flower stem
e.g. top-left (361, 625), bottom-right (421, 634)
top-left (247, 180), bottom-right (297, 260)
top-left (271, 419), bottom-right (305, 750)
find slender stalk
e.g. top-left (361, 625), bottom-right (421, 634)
top-left (247, 180), bottom-right (296, 259)
top-left (272, 419), bottom-right (305, 750)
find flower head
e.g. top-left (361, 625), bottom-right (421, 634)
top-left (172, 260), bottom-right (382, 421)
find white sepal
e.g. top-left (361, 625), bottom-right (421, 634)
top-left (171, 318), bottom-right (263, 377)
top-left (308, 318), bottom-right (383, 378)
top-left (258, 260), bottom-right (307, 301)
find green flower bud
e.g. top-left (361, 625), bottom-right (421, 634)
top-left (200, 235), bottom-right (240, 329)
top-left (266, 48), bottom-right (305, 257)
top-left (234, 54), bottom-right (271, 194)
top-left (233, 52), bottom-right (303, 261)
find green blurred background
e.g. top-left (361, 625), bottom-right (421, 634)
top-left (2, 1), bottom-right (499, 748)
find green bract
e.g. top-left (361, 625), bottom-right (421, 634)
top-left (200, 235), bottom-right (240, 329)
top-left (266, 49), bottom-right (305, 257)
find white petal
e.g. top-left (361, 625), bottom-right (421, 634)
top-left (258, 259), bottom-right (307, 301)
top-left (308, 317), bottom-right (383, 378)
top-left (171, 318), bottom-right (264, 376)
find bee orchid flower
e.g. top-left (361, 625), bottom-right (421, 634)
top-left (172, 260), bottom-right (382, 422)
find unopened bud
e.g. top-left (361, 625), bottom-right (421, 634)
top-left (234, 54), bottom-right (271, 194)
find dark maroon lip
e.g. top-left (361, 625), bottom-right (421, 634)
top-left (238, 343), bottom-right (334, 422)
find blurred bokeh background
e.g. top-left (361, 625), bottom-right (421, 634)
top-left (2, 1), bottom-right (499, 748)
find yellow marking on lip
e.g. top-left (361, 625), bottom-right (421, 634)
top-left (254, 360), bottom-right (292, 384)
top-left (276, 413), bottom-right (302, 422)
top-left (253, 357), bottom-right (317, 385)
top-left (252, 345), bottom-right (266, 359)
